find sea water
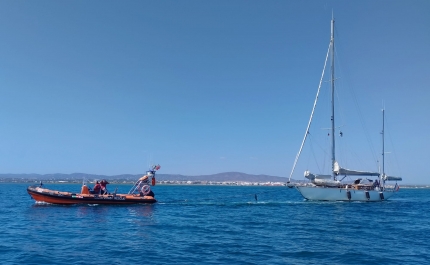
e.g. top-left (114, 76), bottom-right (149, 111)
top-left (1, 183), bottom-right (429, 265)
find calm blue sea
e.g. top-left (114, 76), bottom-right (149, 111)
top-left (1, 183), bottom-right (429, 265)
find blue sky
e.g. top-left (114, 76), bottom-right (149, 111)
top-left (0, 1), bottom-right (429, 184)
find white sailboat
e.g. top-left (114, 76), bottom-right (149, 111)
top-left (289, 16), bottom-right (402, 201)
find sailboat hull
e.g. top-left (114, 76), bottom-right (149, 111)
top-left (296, 186), bottom-right (396, 201)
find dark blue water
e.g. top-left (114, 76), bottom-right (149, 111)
top-left (1, 183), bottom-right (429, 265)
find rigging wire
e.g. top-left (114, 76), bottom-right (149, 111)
top-left (337, 133), bottom-right (346, 169)
top-left (305, 136), bottom-right (312, 170)
top-left (322, 133), bottom-right (329, 173)
top-left (332, 53), bottom-right (349, 169)
top-left (310, 132), bottom-right (331, 157)
top-left (333, 32), bottom-right (378, 170)
top-left (288, 42), bottom-right (332, 181)
top-left (386, 114), bottom-right (403, 177)
top-left (309, 135), bottom-right (322, 173)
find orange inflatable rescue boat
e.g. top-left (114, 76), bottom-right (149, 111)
top-left (27, 165), bottom-right (160, 205)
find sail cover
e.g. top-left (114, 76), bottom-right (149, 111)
top-left (304, 171), bottom-right (340, 186)
top-left (304, 171), bottom-right (332, 180)
top-left (383, 175), bottom-right (402, 181)
top-left (334, 161), bottom-right (379, 176)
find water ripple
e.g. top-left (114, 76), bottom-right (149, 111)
top-left (1, 184), bottom-right (429, 264)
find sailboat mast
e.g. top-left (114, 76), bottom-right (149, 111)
top-left (330, 17), bottom-right (336, 179)
top-left (382, 108), bottom-right (385, 177)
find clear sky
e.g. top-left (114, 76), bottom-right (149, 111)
top-left (0, 1), bottom-right (429, 184)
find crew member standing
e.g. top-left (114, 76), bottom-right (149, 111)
top-left (93, 181), bottom-right (101, 194)
top-left (100, 179), bottom-right (109, 195)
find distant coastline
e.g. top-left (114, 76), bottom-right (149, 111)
top-left (0, 172), bottom-right (427, 187)
top-left (0, 172), bottom-right (290, 186)
top-left (2, 180), bottom-right (428, 189)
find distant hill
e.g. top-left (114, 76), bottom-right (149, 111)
top-left (0, 172), bottom-right (291, 183)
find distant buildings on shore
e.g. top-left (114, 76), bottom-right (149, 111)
top-left (0, 178), bottom-right (288, 186)
top-left (1, 177), bottom-right (427, 188)
top-left (158, 180), bottom-right (287, 186)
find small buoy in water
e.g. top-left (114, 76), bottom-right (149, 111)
top-left (255, 194), bottom-right (258, 202)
